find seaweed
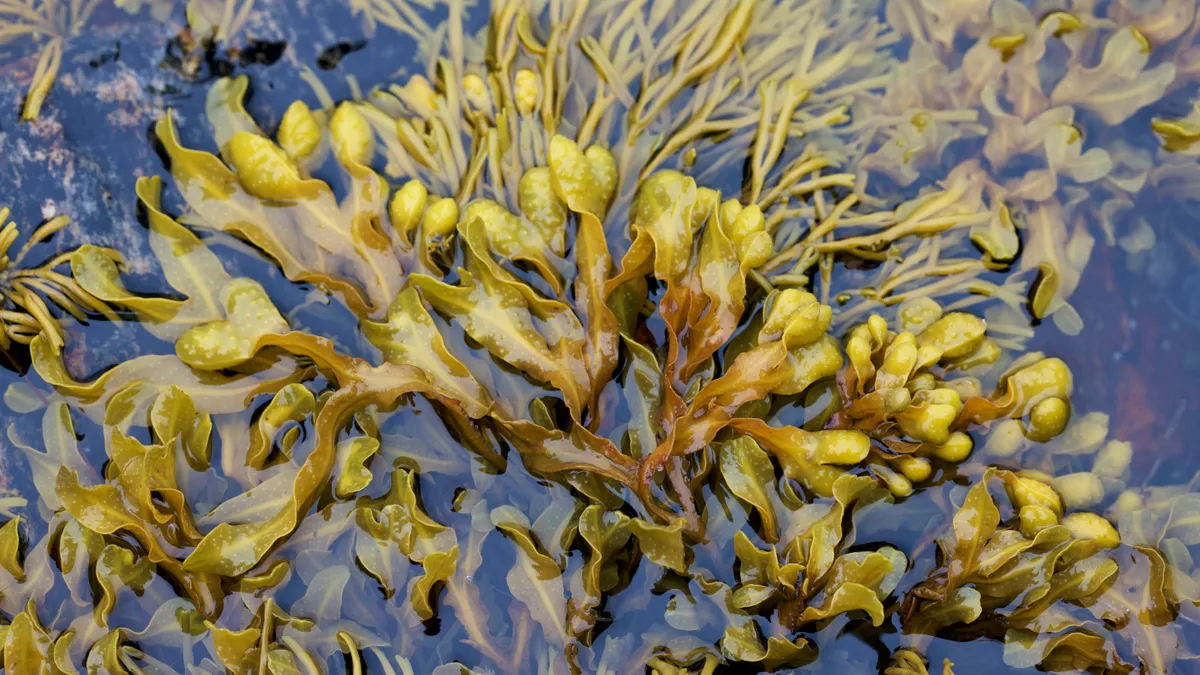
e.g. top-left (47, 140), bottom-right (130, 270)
top-left (1, 1), bottom-right (1199, 674)
top-left (0, 207), bottom-right (116, 358)
top-left (0, 0), bottom-right (100, 119)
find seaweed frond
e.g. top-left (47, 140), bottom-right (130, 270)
top-left (185, 0), bottom-right (256, 44)
top-left (0, 0), bottom-right (101, 119)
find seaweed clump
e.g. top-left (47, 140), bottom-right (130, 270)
top-left (0, 1), bottom-right (1196, 675)
top-left (0, 206), bottom-right (115, 356)
top-left (833, 0), bottom-right (1200, 338)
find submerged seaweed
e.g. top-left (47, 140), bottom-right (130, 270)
top-left (0, 0), bottom-right (100, 119)
top-left (0, 207), bottom-right (115, 356)
top-left (1, 1), bottom-right (1200, 674)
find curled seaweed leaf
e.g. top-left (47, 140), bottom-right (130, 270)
top-left (718, 437), bottom-right (784, 543)
top-left (151, 385), bottom-right (214, 471)
top-left (361, 287), bottom-right (492, 418)
top-left (0, 517), bottom-right (21, 581)
top-left (1003, 628), bottom-right (1132, 674)
top-left (578, 504), bottom-right (631, 610)
top-left (1050, 28), bottom-right (1174, 125)
top-left (1086, 547), bottom-right (1178, 674)
top-left (799, 552), bottom-right (894, 626)
top-left (944, 469), bottom-right (1001, 596)
top-left (4, 1), bottom-right (1191, 673)
top-left (2, 600), bottom-right (55, 672)
top-left (175, 278), bottom-right (289, 370)
top-left (335, 436), bottom-right (381, 499)
top-left (411, 546), bottom-right (458, 621)
top-left (247, 383), bottom-right (314, 470)
top-left (94, 544), bottom-right (155, 626)
top-left (628, 517), bottom-right (688, 574)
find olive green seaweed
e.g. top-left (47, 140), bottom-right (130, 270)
top-left (2, 0), bottom-right (1200, 674)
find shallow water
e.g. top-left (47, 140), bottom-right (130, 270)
top-left (2, 1), bottom-right (1200, 674)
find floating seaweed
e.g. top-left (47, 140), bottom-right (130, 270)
top-left (2, 1), bottom-right (1200, 674)
top-left (0, 206), bottom-right (116, 357)
top-left (835, 0), bottom-right (1200, 338)
top-left (898, 468), bottom-right (1182, 675)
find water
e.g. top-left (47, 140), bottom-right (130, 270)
top-left (2, 1), bottom-right (1200, 673)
